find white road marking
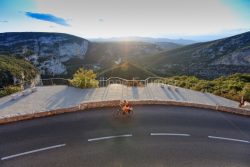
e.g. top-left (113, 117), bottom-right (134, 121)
top-left (1, 144), bottom-right (66, 161)
top-left (208, 136), bottom-right (250, 144)
top-left (88, 134), bottom-right (132, 142)
top-left (150, 133), bottom-right (190, 137)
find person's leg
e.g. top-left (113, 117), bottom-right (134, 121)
top-left (122, 106), bottom-right (127, 115)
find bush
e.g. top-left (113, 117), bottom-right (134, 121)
top-left (164, 73), bottom-right (250, 102)
top-left (242, 84), bottom-right (250, 101)
top-left (70, 68), bottom-right (99, 88)
top-left (0, 86), bottom-right (21, 97)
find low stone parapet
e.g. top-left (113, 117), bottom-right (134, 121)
top-left (0, 100), bottom-right (249, 124)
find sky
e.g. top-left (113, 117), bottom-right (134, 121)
top-left (0, 0), bottom-right (249, 40)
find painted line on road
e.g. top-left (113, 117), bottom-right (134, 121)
top-left (88, 134), bottom-right (132, 142)
top-left (208, 136), bottom-right (250, 144)
top-left (150, 133), bottom-right (191, 137)
top-left (1, 144), bottom-right (66, 161)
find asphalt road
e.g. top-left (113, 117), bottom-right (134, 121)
top-left (0, 105), bottom-right (250, 167)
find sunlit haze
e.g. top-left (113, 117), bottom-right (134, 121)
top-left (0, 0), bottom-right (250, 40)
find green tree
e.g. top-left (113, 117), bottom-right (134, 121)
top-left (70, 68), bottom-right (99, 88)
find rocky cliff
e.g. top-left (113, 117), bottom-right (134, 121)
top-left (0, 55), bottom-right (38, 87)
top-left (0, 32), bottom-right (88, 75)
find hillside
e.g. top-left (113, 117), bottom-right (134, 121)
top-left (0, 32), bottom-right (180, 78)
top-left (97, 61), bottom-right (158, 79)
top-left (83, 41), bottom-right (180, 69)
top-left (0, 32), bottom-right (89, 76)
top-left (0, 55), bottom-right (38, 87)
top-left (1, 31), bottom-right (250, 80)
top-left (146, 31), bottom-right (250, 79)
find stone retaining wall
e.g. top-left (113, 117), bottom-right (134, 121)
top-left (0, 100), bottom-right (249, 124)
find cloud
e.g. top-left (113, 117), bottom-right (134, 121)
top-left (0, 20), bottom-right (8, 23)
top-left (25, 12), bottom-right (70, 26)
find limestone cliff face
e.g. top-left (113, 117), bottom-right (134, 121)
top-left (0, 32), bottom-right (88, 75)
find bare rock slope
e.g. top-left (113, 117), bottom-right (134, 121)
top-left (0, 32), bottom-right (88, 75)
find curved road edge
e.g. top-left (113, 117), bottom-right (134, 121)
top-left (0, 99), bottom-right (249, 124)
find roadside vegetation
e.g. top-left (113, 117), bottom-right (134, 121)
top-left (163, 73), bottom-right (250, 102)
top-left (0, 55), bottom-right (38, 97)
top-left (0, 55), bottom-right (38, 86)
top-left (70, 68), bottom-right (99, 88)
top-left (0, 86), bottom-right (21, 98)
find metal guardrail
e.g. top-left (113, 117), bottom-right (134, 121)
top-left (99, 77), bottom-right (147, 87)
top-left (145, 77), bottom-right (167, 85)
top-left (38, 77), bottom-right (167, 87)
top-left (1, 77), bottom-right (168, 89)
top-left (0, 79), bottom-right (37, 91)
top-left (0, 79), bottom-right (39, 97)
top-left (39, 78), bottom-right (70, 86)
top-left (0, 77), bottom-right (167, 99)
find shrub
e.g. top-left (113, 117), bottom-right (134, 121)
top-left (164, 73), bottom-right (250, 102)
top-left (242, 84), bottom-right (250, 101)
top-left (70, 68), bottom-right (99, 88)
top-left (0, 86), bottom-right (21, 97)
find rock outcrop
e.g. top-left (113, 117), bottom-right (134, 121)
top-left (0, 32), bottom-right (88, 75)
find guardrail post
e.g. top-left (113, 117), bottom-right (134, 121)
top-left (39, 79), bottom-right (43, 86)
top-left (50, 79), bottom-right (53, 85)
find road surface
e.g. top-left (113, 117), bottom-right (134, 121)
top-left (0, 105), bottom-right (250, 167)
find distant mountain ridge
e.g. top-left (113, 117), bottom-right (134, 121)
top-left (90, 36), bottom-right (196, 45)
top-left (145, 31), bottom-right (250, 78)
top-left (84, 41), bottom-right (181, 69)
